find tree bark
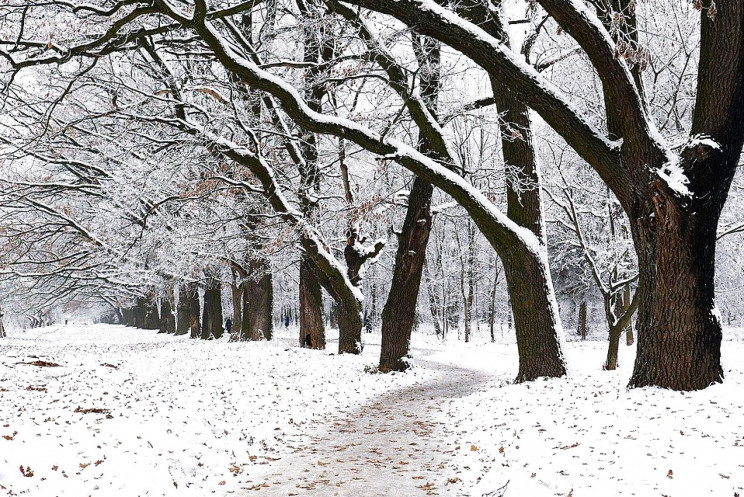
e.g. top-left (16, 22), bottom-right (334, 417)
top-left (577, 301), bottom-right (587, 340)
top-left (378, 33), bottom-right (439, 372)
top-left (299, 257), bottom-right (326, 349)
top-left (175, 283), bottom-right (191, 336)
top-left (159, 289), bottom-right (176, 334)
top-left (379, 178), bottom-right (434, 371)
top-left (628, 197), bottom-right (724, 389)
top-left (241, 261), bottom-right (274, 341)
top-left (201, 277), bottom-right (224, 340)
top-left (502, 247), bottom-right (566, 382)
top-left (188, 282), bottom-right (201, 339)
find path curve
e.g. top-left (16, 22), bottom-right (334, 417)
top-left (246, 356), bottom-right (494, 496)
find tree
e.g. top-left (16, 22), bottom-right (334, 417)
top-left (324, 0), bottom-right (744, 390)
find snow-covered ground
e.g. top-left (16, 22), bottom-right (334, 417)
top-left (1, 324), bottom-right (743, 496)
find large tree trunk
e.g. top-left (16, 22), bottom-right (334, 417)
top-left (159, 289), bottom-right (176, 334)
top-left (379, 178), bottom-right (433, 372)
top-left (175, 284), bottom-right (191, 336)
top-left (628, 198), bottom-right (723, 389)
top-left (201, 277), bottom-right (224, 340)
top-left (241, 261), bottom-right (274, 341)
top-left (299, 257), bottom-right (326, 349)
top-left (133, 298), bottom-right (147, 328)
top-left (186, 282), bottom-right (201, 339)
top-left (144, 298), bottom-right (160, 330)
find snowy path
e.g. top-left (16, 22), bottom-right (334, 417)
top-left (246, 356), bottom-right (493, 497)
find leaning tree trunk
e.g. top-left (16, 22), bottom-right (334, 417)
top-left (502, 246), bottom-right (567, 382)
top-left (378, 33), bottom-right (439, 372)
top-left (201, 277), bottom-right (224, 340)
top-left (299, 257), bottom-right (326, 349)
top-left (379, 178), bottom-right (433, 372)
top-left (0, 307), bottom-right (6, 338)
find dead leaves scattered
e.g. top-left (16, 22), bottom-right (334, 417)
top-left (74, 406), bottom-right (112, 418)
top-left (19, 465), bottom-right (34, 477)
top-left (28, 360), bottom-right (60, 368)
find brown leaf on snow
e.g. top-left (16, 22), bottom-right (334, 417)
top-left (29, 360), bottom-right (60, 367)
top-left (218, 481), bottom-right (226, 485)
top-left (74, 406), bottom-right (111, 415)
top-left (20, 465), bottom-right (34, 477)
top-left (667, 469), bottom-right (673, 479)
top-left (79, 463), bottom-right (91, 470)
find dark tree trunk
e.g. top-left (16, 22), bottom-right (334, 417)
top-left (144, 298), bottom-right (160, 330)
top-left (577, 301), bottom-right (587, 340)
top-left (159, 294), bottom-right (176, 334)
top-left (628, 197), bottom-right (724, 389)
top-left (299, 257), bottom-right (326, 349)
top-left (502, 247), bottom-right (567, 382)
top-left (122, 307), bottom-right (134, 327)
top-left (379, 178), bottom-right (434, 372)
top-left (378, 34), bottom-right (439, 372)
top-left (201, 278), bottom-right (224, 340)
top-left (133, 298), bottom-right (147, 328)
top-left (187, 282), bottom-right (201, 339)
top-left (338, 298), bottom-right (364, 354)
top-left (241, 262), bottom-right (274, 341)
top-left (175, 284), bottom-right (191, 336)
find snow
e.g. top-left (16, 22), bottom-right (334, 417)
top-left (656, 158), bottom-right (692, 197)
top-left (2, 324), bottom-right (744, 496)
top-left (688, 134), bottom-right (722, 151)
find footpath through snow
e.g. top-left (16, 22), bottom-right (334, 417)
top-left (248, 357), bottom-right (493, 496)
top-left (2, 324), bottom-right (744, 496)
